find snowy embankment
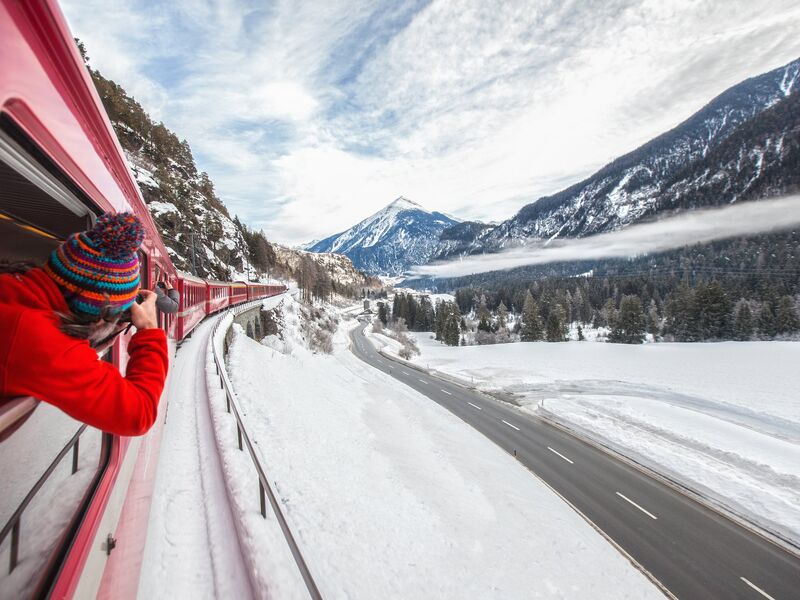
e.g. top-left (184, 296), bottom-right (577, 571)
top-left (372, 332), bottom-right (800, 548)
top-left (224, 296), bottom-right (660, 599)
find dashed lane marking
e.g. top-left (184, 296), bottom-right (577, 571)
top-left (502, 420), bottom-right (520, 431)
top-left (467, 402), bottom-right (482, 411)
top-left (418, 379), bottom-right (428, 385)
top-left (740, 577), bottom-right (776, 600)
top-left (616, 492), bottom-right (658, 520)
top-left (440, 389), bottom-right (452, 395)
top-left (547, 446), bottom-right (574, 464)
top-left (401, 371), bottom-right (411, 376)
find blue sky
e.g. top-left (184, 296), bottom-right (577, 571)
top-left (61, 0), bottom-right (800, 246)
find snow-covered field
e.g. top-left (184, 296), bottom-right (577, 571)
top-left (375, 332), bottom-right (800, 547)
top-left (224, 296), bottom-right (660, 599)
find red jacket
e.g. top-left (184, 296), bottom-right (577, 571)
top-left (0, 268), bottom-right (169, 436)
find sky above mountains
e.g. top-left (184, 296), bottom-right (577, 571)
top-left (62, 0), bottom-right (800, 246)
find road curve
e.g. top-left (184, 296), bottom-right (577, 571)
top-left (350, 324), bottom-right (800, 600)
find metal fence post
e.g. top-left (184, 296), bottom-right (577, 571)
top-left (10, 520), bottom-right (19, 573)
top-left (237, 424), bottom-right (243, 451)
top-left (259, 480), bottom-right (266, 518)
top-left (71, 438), bottom-right (79, 474)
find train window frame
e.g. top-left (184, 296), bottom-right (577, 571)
top-left (0, 115), bottom-right (112, 596)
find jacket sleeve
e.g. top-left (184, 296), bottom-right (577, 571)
top-left (155, 286), bottom-right (180, 314)
top-left (9, 314), bottom-right (169, 436)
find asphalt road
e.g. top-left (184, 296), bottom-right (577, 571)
top-left (349, 323), bottom-right (800, 600)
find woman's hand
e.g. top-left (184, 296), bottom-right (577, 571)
top-left (130, 289), bottom-right (159, 330)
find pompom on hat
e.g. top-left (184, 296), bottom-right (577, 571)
top-left (44, 212), bottom-right (144, 316)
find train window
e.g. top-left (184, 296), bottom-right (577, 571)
top-left (0, 118), bottom-right (97, 262)
top-left (0, 118), bottom-right (108, 595)
top-left (0, 407), bottom-right (105, 596)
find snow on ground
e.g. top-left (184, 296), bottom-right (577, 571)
top-left (374, 332), bottom-right (800, 547)
top-left (224, 296), bottom-right (661, 599)
top-left (138, 318), bottom-right (255, 600)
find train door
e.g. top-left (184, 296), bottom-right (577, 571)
top-left (0, 119), bottom-right (111, 597)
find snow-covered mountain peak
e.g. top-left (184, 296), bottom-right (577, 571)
top-left (388, 196), bottom-right (423, 211)
top-left (307, 197), bottom-right (460, 275)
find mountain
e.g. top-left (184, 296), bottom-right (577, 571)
top-left (436, 57), bottom-right (800, 259)
top-left (307, 197), bottom-right (460, 275)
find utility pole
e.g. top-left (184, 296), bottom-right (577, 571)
top-left (189, 227), bottom-right (198, 275)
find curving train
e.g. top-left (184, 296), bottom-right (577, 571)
top-left (0, 1), bottom-right (285, 597)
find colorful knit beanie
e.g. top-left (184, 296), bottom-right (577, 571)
top-left (44, 212), bottom-right (144, 316)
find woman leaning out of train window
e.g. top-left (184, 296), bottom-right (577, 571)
top-left (154, 276), bottom-right (179, 314)
top-left (0, 213), bottom-right (169, 436)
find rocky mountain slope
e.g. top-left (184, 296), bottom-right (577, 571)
top-left (308, 197), bottom-right (459, 275)
top-left (436, 57), bottom-right (799, 258)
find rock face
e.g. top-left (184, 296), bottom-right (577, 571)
top-left (436, 57), bottom-right (800, 259)
top-left (307, 197), bottom-right (459, 276)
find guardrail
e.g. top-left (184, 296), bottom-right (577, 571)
top-left (210, 297), bottom-right (323, 600)
top-left (0, 423), bottom-right (94, 573)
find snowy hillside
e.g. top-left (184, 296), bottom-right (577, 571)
top-left (437, 57), bottom-right (800, 258)
top-left (307, 197), bottom-right (459, 276)
top-left (272, 244), bottom-right (379, 290)
top-left (85, 50), bottom-right (278, 281)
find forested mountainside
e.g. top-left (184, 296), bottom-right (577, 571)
top-left (436, 57), bottom-right (799, 258)
top-left (307, 197), bottom-right (458, 275)
top-left (408, 59), bottom-right (800, 343)
top-left (78, 40), bottom-right (375, 297)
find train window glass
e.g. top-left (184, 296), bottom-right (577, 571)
top-left (0, 405), bottom-right (104, 596)
top-left (0, 120), bottom-right (96, 263)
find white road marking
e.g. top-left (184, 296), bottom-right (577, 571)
top-left (402, 371), bottom-right (411, 376)
top-left (418, 379), bottom-right (428, 385)
top-left (615, 492), bottom-right (658, 520)
top-left (440, 389), bottom-right (452, 395)
top-left (376, 359), bottom-right (384, 364)
top-left (502, 419), bottom-right (520, 431)
top-left (547, 446), bottom-right (574, 464)
top-left (467, 402), bottom-right (482, 411)
top-left (740, 577), bottom-right (776, 600)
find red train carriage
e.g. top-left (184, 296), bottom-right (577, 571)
top-left (175, 272), bottom-right (206, 340)
top-left (206, 279), bottom-right (230, 315)
top-left (247, 282), bottom-right (266, 301)
top-left (265, 284), bottom-right (287, 297)
top-left (229, 281), bottom-right (248, 305)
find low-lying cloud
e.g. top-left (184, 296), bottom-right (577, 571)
top-left (411, 195), bottom-right (800, 278)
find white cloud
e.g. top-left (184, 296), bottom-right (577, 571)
top-left (60, 0), bottom-right (800, 246)
top-left (411, 195), bottom-right (800, 278)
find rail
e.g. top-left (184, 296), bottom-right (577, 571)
top-left (210, 296), bottom-right (323, 600)
top-left (0, 423), bottom-right (88, 573)
top-left (0, 397), bottom-right (39, 442)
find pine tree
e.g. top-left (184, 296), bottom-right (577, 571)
top-left (497, 301), bottom-right (508, 331)
top-left (694, 281), bottom-right (731, 339)
top-left (608, 295), bottom-right (646, 344)
top-left (577, 324), bottom-right (585, 341)
top-left (733, 300), bottom-right (753, 340)
top-left (521, 290), bottom-right (543, 341)
top-left (477, 295), bottom-right (492, 332)
top-left (646, 299), bottom-right (660, 339)
top-left (758, 301), bottom-right (777, 337)
top-left (545, 309), bottom-right (566, 342)
top-left (664, 285), bottom-right (699, 341)
top-left (776, 295), bottom-right (800, 334)
top-left (377, 302), bottom-right (388, 326)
